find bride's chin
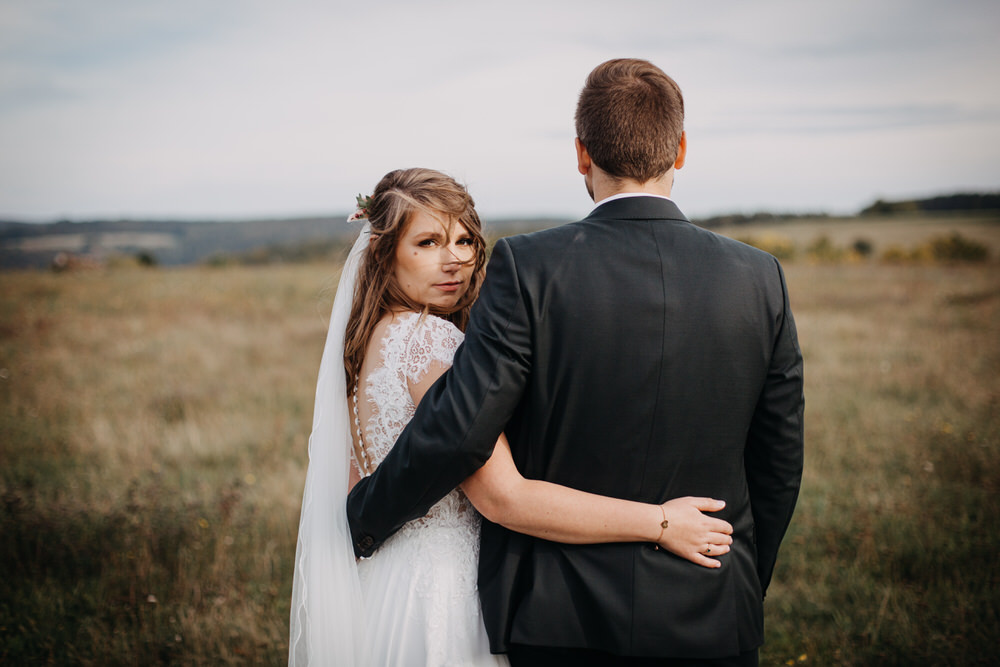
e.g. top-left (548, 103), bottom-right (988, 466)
top-left (429, 296), bottom-right (463, 310)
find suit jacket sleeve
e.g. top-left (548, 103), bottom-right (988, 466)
top-left (744, 259), bottom-right (804, 597)
top-left (346, 238), bottom-right (532, 557)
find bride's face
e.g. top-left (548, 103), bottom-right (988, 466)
top-left (393, 209), bottom-right (476, 311)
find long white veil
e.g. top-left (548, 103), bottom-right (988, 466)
top-left (289, 224), bottom-right (370, 666)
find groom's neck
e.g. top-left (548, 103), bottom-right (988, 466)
top-left (590, 168), bottom-right (674, 204)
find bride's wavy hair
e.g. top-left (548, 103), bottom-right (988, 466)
top-left (344, 168), bottom-right (487, 389)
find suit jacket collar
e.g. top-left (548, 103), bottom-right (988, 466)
top-left (585, 194), bottom-right (689, 223)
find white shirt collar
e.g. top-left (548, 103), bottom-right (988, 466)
top-left (591, 192), bottom-right (674, 213)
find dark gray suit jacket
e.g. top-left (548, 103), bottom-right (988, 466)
top-left (347, 196), bottom-right (804, 658)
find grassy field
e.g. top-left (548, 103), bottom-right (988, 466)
top-left (1, 214), bottom-right (998, 665)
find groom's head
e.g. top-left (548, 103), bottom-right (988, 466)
top-left (575, 59), bottom-right (685, 184)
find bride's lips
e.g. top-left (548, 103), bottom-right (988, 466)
top-left (434, 281), bottom-right (462, 293)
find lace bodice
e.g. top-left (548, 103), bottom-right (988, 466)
top-left (353, 312), bottom-right (475, 531)
top-left (352, 311), bottom-right (507, 666)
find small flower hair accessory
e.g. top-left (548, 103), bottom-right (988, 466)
top-left (347, 193), bottom-right (373, 222)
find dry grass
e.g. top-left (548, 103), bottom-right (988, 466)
top-left (1, 261), bottom-right (343, 664)
top-left (1, 218), bottom-right (998, 664)
top-left (760, 261), bottom-right (1000, 665)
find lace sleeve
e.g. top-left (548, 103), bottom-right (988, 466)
top-left (400, 314), bottom-right (465, 386)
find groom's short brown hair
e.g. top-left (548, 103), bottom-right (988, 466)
top-left (575, 58), bottom-right (684, 183)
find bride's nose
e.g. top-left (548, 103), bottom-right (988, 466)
top-left (442, 245), bottom-right (463, 270)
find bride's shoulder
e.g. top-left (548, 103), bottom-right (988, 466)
top-left (422, 312), bottom-right (464, 340)
top-left (391, 310), bottom-right (463, 342)
top-left (388, 312), bottom-right (463, 380)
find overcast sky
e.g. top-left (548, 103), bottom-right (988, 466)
top-left (1, 0), bottom-right (998, 222)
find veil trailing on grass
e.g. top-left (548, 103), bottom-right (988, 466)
top-left (289, 223), bottom-right (370, 665)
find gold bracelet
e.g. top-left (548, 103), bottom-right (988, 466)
top-left (656, 505), bottom-right (669, 542)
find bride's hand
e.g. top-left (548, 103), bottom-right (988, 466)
top-left (656, 497), bottom-right (733, 568)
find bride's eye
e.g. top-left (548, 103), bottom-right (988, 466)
top-left (456, 236), bottom-right (474, 246)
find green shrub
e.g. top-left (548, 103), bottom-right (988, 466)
top-left (880, 232), bottom-right (990, 263)
top-left (852, 238), bottom-right (874, 257)
top-left (926, 232), bottom-right (990, 262)
top-left (806, 235), bottom-right (846, 262)
top-left (136, 251), bottom-right (158, 267)
top-left (880, 245), bottom-right (911, 263)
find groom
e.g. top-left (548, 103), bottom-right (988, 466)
top-left (347, 59), bottom-right (804, 665)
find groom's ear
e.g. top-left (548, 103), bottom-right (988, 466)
top-left (673, 131), bottom-right (687, 170)
top-left (575, 138), bottom-right (592, 175)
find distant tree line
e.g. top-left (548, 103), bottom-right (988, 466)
top-left (694, 191), bottom-right (1000, 228)
top-left (694, 212), bottom-right (830, 228)
top-left (860, 192), bottom-right (1000, 215)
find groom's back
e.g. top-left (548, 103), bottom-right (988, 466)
top-left (478, 196), bottom-right (790, 657)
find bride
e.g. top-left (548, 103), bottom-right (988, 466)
top-left (289, 168), bottom-right (734, 666)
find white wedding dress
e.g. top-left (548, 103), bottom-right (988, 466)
top-left (353, 311), bottom-right (508, 667)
